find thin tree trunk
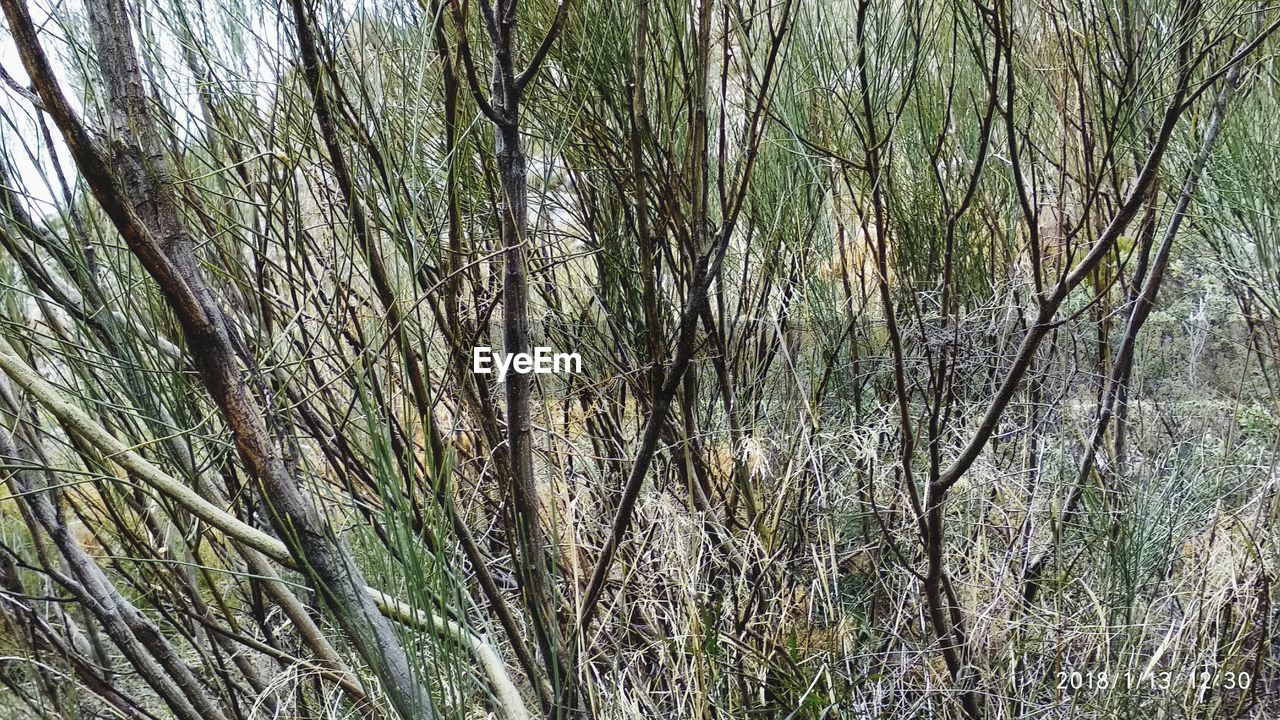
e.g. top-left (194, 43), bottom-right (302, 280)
top-left (1020, 55), bottom-right (1247, 607)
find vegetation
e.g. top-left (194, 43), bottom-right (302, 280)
top-left (0, 0), bottom-right (1276, 717)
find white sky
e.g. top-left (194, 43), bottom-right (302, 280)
top-left (0, 0), bottom-right (80, 215)
top-left (1, 0), bottom-right (418, 223)
top-left (0, 0), bottom-right (310, 218)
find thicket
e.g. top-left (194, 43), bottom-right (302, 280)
top-left (0, 0), bottom-right (1276, 718)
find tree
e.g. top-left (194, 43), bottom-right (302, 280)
top-left (0, 1), bottom-right (1275, 718)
